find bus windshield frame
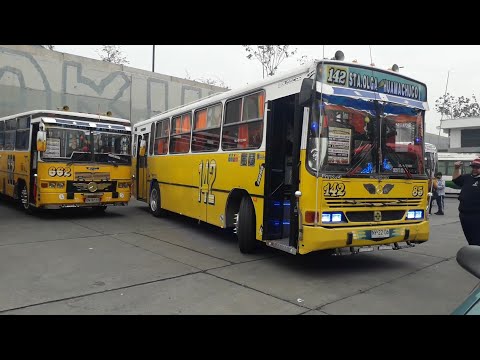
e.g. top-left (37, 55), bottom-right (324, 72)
top-left (306, 94), bottom-right (426, 179)
top-left (40, 123), bottom-right (131, 165)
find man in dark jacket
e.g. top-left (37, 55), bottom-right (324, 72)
top-left (453, 158), bottom-right (480, 245)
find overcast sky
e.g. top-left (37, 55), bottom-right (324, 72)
top-left (53, 45), bottom-right (478, 135)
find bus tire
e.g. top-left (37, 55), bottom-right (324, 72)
top-left (236, 196), bottom-right (256, 254)
top-left (150, 182), bottom-right (166, 217)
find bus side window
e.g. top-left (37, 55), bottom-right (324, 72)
top-left (154, 119), bottom-right (169, 155)
top-left (222, 91), bottom-right (264, 151)
top-left (170, 113), bottom-right (191, 154)
top-left (192, 105), bottom-right (221, 153)
top-left (15, 116), bottom-right (30, 151)
top-left (149, 123), bottom-right (155, 156)
top-left (4, 119), bottom-right (16, 150)
top-left (0, 121), bottom-right (4, 150)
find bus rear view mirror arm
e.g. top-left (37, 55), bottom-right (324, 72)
top-left (299, 78), bottom-right (313, 107)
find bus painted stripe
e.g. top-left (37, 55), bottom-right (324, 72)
top-left (154, 181), bottom-right (264, 198)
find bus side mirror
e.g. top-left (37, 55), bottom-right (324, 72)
top-left (139, 140), bottom-right (146, 157)
top-left (37, 131), bottom-right (47, 152)
top-left (299, 78), bottom-right (314, 107)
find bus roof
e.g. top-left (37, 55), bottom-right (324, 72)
top-left (438, 152), bottom-right (480, 160)
top-left (135, 59), bottom-right (428, 130)
top-left (135, 62), bottom-right (314, 129)
top-left (0, 109), bottom-right (130, 125)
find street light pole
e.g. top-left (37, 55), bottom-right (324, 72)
top-left (152, 45), bottom-right (155, 72)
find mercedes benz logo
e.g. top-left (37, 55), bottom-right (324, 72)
top-left (88, 182), bottom-right (98, 192)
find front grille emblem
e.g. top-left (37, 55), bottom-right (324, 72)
top-left (88, 182), bottom-right (98, 192)
top-left (374, 211), bottom-right (382, 222)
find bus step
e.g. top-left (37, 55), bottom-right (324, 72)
top-left (265, 238), bottom-right (297, 255)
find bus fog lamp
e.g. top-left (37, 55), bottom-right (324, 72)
top-left (331, 213), bottom-right (342, 222)
top-left (322, 213), bottom-right (331, 223)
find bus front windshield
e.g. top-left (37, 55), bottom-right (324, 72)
top-left (307, 95), bottom-right (425, 178)
top-left (41, 125), bottom-right (131, 164)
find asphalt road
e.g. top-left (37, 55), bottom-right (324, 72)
top-left (0, 196), bottom-right (476, 314)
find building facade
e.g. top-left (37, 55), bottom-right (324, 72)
top-left (0, 45), bottom-right (227, 125)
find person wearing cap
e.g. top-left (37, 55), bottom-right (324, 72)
top-left (452, 158), bottom-right (480, 245)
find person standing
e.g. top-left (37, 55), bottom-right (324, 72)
top-left (428, 176), bottom-right (438, 215)
top-left (452, 158), bottom-right (480, 245)
top-left (434, 172), bottom-right (445, 215)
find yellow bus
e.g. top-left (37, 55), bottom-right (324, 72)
top-left (0, 109), bottom-right (132, 213)
top-left (133, 51), bottom-right (430, 255)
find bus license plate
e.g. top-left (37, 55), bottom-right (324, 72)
top-left (85, 197), bottom-right (100, 204)
top-left (371, 229), bottom-right (390, 239)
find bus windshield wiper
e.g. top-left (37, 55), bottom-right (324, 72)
top-left (67, 152), bottom-right (92, 166)
top-left (383, 146), bottom-right (413, 179)
top-left (346, 142), bottom-right (376, 177)
top-left (107, 153), bottom-right (129, 165)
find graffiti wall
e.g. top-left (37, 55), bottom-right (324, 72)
top-left (0, 45), bottom-right (227, 124)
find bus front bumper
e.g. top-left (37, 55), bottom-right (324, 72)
top-left (37, 191), bottom-right (130, 209)
top-left (298, 221), bottom-right (429, 255)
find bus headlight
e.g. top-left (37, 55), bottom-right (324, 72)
top-left (57, 182), bottom-right (65, 189)
top-left (118, 182), bottom-right (130, 189)
top-left (49, 182), bottom-right (56, 188)
top-left (407, 210), bottom-right (424, 220)
top-left (322, 212), bottom-right (345, 223)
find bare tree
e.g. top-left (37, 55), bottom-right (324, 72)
top-left (41, 45), bottom-right (55, 50)
top-left (297, 54), bottom-right (314, 65)
top-left (96, 45), bottom-right (129, 65)
top-left (242, 45), bottom-right (297, 78)
top-left (184, 70), bottom-right (229, 89)
top-left (435, 93), bottom-right (480, 119)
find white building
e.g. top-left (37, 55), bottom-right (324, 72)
top-left (440, 117), bottom-right (480, 153)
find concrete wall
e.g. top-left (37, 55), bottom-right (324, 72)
top-left (0, 45), bottom-right (227, 125)
top-left (425, 132), bottom-right (450, 151)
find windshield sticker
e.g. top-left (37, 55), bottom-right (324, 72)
top-left (44, 138), bottom-right (61, 158)
top-left (327, 127), bottom-right (351, 165)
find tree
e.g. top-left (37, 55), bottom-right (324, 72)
top-left (184, 70), bottom-right (229, 89)
top-left (435, 93), bottom-right (480, 119)
top-left (96, 45), bottom-right (129, 65)
top-left (297, 55), bottom-right (314, 65)
top-left (41, 45), bottom-right (55, 50)
top-left (242, 45), bottom-right (297, 78)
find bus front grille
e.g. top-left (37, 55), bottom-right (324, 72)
top-left (75, 172), bottom-right (110, 181)
top-left (345, 210), bottom-right (406, 222)
top-left (325, 198), bottom-right (422, 208)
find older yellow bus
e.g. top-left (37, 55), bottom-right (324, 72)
top-left (133, 51), bottom-right (430, 255)
top-left (0, 109), bottom-right (132, 213)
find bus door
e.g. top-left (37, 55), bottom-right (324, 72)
top-left (29, 123), bottom-right (39, 203)
top-left (263, 95), bottom-right (302, 248)
top-left (136, 133), bottom-right (149, 201)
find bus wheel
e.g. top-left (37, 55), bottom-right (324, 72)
top-left (150, 182), bottom-right (165, 217)
top-left (236, 196), bottom-right (256, 254)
